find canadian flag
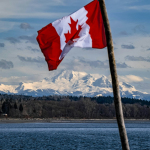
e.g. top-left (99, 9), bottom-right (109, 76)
top-left (37, 0), bottom-right (107, 71)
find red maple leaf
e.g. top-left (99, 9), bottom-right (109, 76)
top-left (64, 17), bottom-right (82, 44)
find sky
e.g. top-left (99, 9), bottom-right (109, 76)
top-left (0, 0), bottom-right (150, 93)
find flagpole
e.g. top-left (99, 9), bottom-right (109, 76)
top-left (98, 0), bottom-right (130, 150)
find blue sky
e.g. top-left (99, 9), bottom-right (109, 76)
top-left (0, 0), bottom-right (150, 93)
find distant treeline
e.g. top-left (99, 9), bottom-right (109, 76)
top-left (0, 94), bottom-right (150, 119)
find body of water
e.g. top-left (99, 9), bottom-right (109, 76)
top-left (0, 120), bottom-right (150, 150)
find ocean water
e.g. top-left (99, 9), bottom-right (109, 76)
top-left (0, 121), bottom-right (150, 150)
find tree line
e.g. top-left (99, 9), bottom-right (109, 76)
top-left (0, 94), bottom-right (150, 119)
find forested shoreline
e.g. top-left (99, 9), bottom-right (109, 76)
top-left (0, 94), bottom-right (150, 119)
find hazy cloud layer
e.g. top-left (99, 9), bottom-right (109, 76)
top-left (63, 57), bottom-right (130, 71)
top-left (19, 34), bottom-right (37, 44)
top-left (20, 23), bottom-right (33, 30)
top-left (119, 75), bottom-right (143, 83)
top-left (125, 55), bottom-right (150, 62)
top-left (120, 31), bottom-right (128, 36)
top-left (0, 43), bottom-right (5, 47)
top-left (79, 58), bottom-right (108, 68)
top-left (17, 55), bottom-right (44, 63)
top-left (27, 46), bottom-right (40, 52)
top-left (133, 25), bottom-right (147, 34)
top-left (129, 5), bottom-right (150, 11)
top-left (83, 48), bottom-right (93, 51)
top-left (121, 44), bottom-right (135, 49)
top-left (6, 34), bottom-right (37, 44)
top-left (0, 75), bottom-right (43, 84)
top-left (83, 47), bottom-right (107, 51)
top-left (6, 37), bottom-right (20, 44)
top-left (0, 59), bottom-right (14, 69)
top-left (79, 59), bottom-right (130, 68)
top-left (116, 62), bottom-right (130, 68)
top-left (147, 48), bottom-right (150, 51)
top-left (0, 0), bottom-right (67, 19)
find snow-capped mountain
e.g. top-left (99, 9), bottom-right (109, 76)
top-left (0, 70), bottom-right (150, 100)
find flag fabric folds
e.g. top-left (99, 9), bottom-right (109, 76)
top-left (37, 0), bottom-right (107, 71)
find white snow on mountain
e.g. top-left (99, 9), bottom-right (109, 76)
top-left (0, 84), bottom-right (17, 94)
top-left (0, 70), bottom-right (150, 100)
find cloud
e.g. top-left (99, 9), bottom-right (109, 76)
top-left (20, 23), bottom-right (33, 30)
top-left (133, 25), bottom-right (147, 34)
top-left (27, 46), bottom-right (40, 52)
top-left (0, 20), bottom-right (16, 33)
top-left (128, 5), bottom-right (150, 11)
top-left (62, 57), bottom-right (130, 71)
top-left (83, 47), bottom-right (107, 51)
top-left (78, 58), bottom-right (108, 68)
top-left (119, 31), bottom-right (128, 36)
top-left (6, 37), bottom-right (20, 44)
top-left (119, 75), bottom-right (143, 83)
top-left (17, 55), bottom-right (44, 63)
top-left (6, 34), bottom-right (37, 44)
top-left (19, 34), bottom-right (37, 44)
top-left (144, 77), bottom-right (150, 81)
top-left (80, 58), bottom-right (130, 69)
top-left (116, 62), bottom-right (130, 68)
top-left (53, 0), bottom-right (65, 5)
top-left (0, 75), bottom-right (41, 84)
top-left (0, 0), bottom-right (67, 19)
top-left (121, 44), bottom-right (135, 49)
top-left (0, 76), bottom-right (24, 83)
top-left (0, 43), bottom-right (5, 47)
top-left (125, 55), bottom-right (150, 62)
top-left (0, 12), bottom-right (67, 19)
top-left (83, 48), bottom-right (94, 50)
top-left (0, 59), bottom-right (14, 69)
top-left (147, 48), bottom-right (150, 51)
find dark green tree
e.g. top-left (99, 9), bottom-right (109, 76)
top-left (2, 102), bottom-right (10, 114)
top-left (14, 102), bottom-right (18, 109)
top-left (19, 104), bottom-right (23, 112)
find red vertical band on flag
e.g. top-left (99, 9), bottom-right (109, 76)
top-left (37, 23), bottom-right (62, 70)
top-left (84, 0), bottom-right (107, 48)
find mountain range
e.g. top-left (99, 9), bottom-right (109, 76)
top-left (0, 70), bottom-right (150, 100)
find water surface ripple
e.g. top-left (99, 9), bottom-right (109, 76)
top-left (0, 121), bottom-right (150, 150)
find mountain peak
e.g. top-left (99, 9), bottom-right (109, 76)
top-left (0, 70), bottom-right (149, 100)
top-left (52, 70), bottom-right (87, 82)
top-left (93, 75), bottom-right (112, 88)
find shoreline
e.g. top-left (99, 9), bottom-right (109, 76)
top-left (0, 118), bottom-right (150, 123)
